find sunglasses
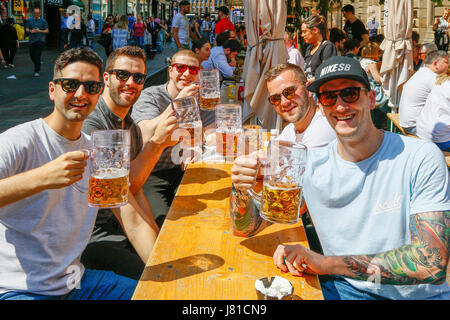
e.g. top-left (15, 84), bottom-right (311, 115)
top-left (171, 63), bottom-right (200, 75)
top-left (268, 85), bottom-right (297, 106)
top-left (317, 87), bottom-right (367, 107)
top-left (108, 69), bottom-right (147, 84)
top-left (53, 78), bottom-right (104, 95)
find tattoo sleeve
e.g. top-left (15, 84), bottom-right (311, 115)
top-left (341, 211), bottom-right (449, 285)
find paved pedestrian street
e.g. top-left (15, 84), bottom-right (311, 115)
top-left (0, 42), bottom-right (177, 134)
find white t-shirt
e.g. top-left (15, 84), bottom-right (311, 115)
top-left (416, 80), bottom-right (450, 143)
top-left (287, 46), bottom-right (305, 71)
top-left (303, 132), bottom-right (450, 299)
top-left (399, 66), bottom-right (438, 128)
top-left (278, 110), bottom-right (336, 148)
top-left (171, 13), bottom-right (189, 46)
top-left (0, 119), bottom-right (97, 296)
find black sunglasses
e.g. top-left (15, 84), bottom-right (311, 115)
top-left (268, 85), bottom-right (297, 106)
top-left (108, 69), bottom-right (147, 84)
top-left (317, 87), bottom-right (367, 107)
top-left (53, 78), bottom-right (104, 95)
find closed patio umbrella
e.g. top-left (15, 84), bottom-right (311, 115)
top-left (242, 0), bottom-right (289, 129)
top-left (379, 0), bottom-right (414, 112)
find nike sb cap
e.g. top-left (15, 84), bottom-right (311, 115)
top-left (306, 56), bottom-right (371, 93)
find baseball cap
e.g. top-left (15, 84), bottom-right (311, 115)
top-left (179, 1), bottom-right (190, 6)
top-left (306, 56), bottom-right (371, 93)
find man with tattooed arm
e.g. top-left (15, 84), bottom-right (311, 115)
top-left (231, 56), bottom-right (449, 299)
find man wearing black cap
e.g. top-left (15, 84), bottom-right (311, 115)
top-left (232, 56), bottom-right (450, 300)
top-left (214, 6), bottom-right (235, 35)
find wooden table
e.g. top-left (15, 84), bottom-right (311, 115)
top-left (132, 162), bottom-right (324, 300)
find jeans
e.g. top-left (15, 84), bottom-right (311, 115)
top-left (87, 32), bottom-right (95, 49)
top-left (319, 275), bottom-right (389, 300)
top-left (134, 36), bottom-right (144, 48)
top-left (0, 269), bottom-right (137, 300)
top-left (29, 41), bottom-right (45, 73)
top-left (435, 140), bottom-right (450, 152)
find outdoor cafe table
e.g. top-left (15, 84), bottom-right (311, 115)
top-left (132, 162), bottom-right (324, 300)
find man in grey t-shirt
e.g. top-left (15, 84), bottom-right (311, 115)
top-left (172, 0), bottom-right (197, 50)
top-left (131, 49), bottom-right (214, 227)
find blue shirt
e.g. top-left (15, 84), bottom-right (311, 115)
top-left (61, 16), bottom-right (69, 29)
top-left (26, 17), bottom-right (48, 44)
top-left (303, 132), bottom-right (450, 300)
top-left (201, 46), bottom-right (235, 78)
top-left (128, 16), bottom-right (136, 31)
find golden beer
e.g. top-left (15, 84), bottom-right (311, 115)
top-left (199, 96), bottom-right (220, 110)
top-left (179, 123), bottom-right (202, 147)
top-left (260, 183), bottom-right (301, 224)
top-left (216, 130), bottom-right (240, 156)
top-left (88, 173), bottom-right (129, 208)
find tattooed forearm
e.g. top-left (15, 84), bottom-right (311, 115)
top-left (341, 211), bottom-right (449, 285)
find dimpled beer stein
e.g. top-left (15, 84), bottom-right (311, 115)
top-left (215, 104), bottom-right (242, 157)
top-left (248, 140), bottom-right (307, 224)
top-left (87, 130), bottom-right (131, 208)
top-left (199, 69), bottom-right (220, 110)
top-left (171, 96), bottom-right (203, 148)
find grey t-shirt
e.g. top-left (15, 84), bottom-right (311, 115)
top-left (171, 13), bottom-right (189, 46)
top-left (82, 96), bottom-right (144, 228)
top-left (131, 83), bottom-right (215, 172)
top-left (0, 118), bottom-right (97, 295)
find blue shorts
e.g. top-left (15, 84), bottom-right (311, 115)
top-left (0, 269), bottom-right (137, 300)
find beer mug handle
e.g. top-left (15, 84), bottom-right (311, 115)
top-left (71, 149), bottom-right (92, 194)
top-left (247, 186), bottom-right (262, 203)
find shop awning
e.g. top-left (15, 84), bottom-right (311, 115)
top-left (46, 0), bottom-right (64, 7)
top-left (65, 0), bottom-right (85, 9)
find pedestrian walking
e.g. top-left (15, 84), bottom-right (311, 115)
top-left (0, 17), bottom-right (19, 68)
top-left (433, 8), bottom-right (449, 52)
top-left (132, 15), bottom-right (146, 49)
top-left (60, 11), bottom-right (69, 50)
top-left (87, 14), bottom-right (95, 50)
top-left (99, 15), bottom-right (114, 56)
top-left (112, 15), bottom-right (129, 51)
top-left (25, 7), bottom-right (48, 77)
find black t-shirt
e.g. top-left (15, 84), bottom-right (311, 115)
top-left (304, 40), bottom-right (337, 79)
top-left (0, 25), bottom-right (18, 48)
top-left (344, 19), bottom-right (368, 42)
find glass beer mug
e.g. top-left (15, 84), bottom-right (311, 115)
top-left (87, 130), bottom-right (131, 208)
top-left (248, 140), bottom-right (307, 224)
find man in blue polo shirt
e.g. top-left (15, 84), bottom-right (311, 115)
top-left (25, 7), bottom-right (48, 77)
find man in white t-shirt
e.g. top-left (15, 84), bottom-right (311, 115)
top-left (399, 50), bottom-right (449, 135)
top-left (172, 1), bottom-right (197, 50)
top-left (284, 30), bottom-right (305, 71)
top-left (229, 63), bottom-right (335, 238)
top-left (232, 56), bottom-right (449, 300)
top-left (0, 48), bottom-right (155, 300)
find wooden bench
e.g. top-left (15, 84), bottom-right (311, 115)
top-left (386, 113), bottom-right (418, 138)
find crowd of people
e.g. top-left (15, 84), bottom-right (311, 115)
top-left (0, 2), bottom-right (448, 301)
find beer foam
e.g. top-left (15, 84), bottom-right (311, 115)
top-left (93, 167), bottom-right (128, 179)
top-left (255, 276), bottom-right (292, 299)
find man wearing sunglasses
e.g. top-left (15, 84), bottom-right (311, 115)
top-left (80, 46), bottom-right (173, 280)
top-left (131, 49), bottom-right (215, 228)
top-left (273, 56), bottom-right (448, 300)
top-left (232, 56), bottom-right (449, 300)
top-left (0, 48), bottom-right (141, 300)
top-left (230, 63), bottom-right (335, 241)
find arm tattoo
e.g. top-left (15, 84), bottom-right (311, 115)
top-left (342, 211), bottom-right (449, 285)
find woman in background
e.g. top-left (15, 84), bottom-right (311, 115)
top-left (132, 14), bottom-right (146, 49)
top-left (192, 38), bottom-right (211, 64)
top-left (112, 15), bottom-right (129, 51)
